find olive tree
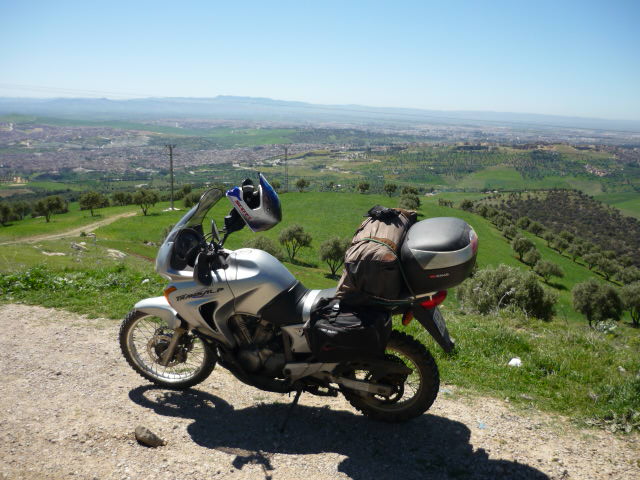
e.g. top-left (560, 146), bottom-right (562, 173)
top-left (511, 235), bottom-right (535, 261)
top-left (523, 248), bottom-right (541, 267)
top-left (33, 195), bottom-right (65, 223)
top-left (357, 182), bottom-right (370, 194)
top-left (295, 178), bottom-right (310, 192)
top-left (278, 224), bottom-right (312, 262)
top-left (0, 202), bottom-right (11, 226)
top-left (572, 279), bottom-right (623, 328)
top-left (399, 193), bottom-right (420, 210)
top-left (383, 183), bottom-right (397, 197)
top-left (534, 260), bottom-right (564, 284)
top-left (133, 189), bottom-right (159, 216)
top-left (79, 191), bottom-right (108, 216)
top-left (620, 282), bottom-right (640, 327)
top-left (319, 237), bottom-right (350, 277)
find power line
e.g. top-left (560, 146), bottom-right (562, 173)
top-left (166, 144), bottom-right (176, 210)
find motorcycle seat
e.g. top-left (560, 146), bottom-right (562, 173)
top-left (258, 283), bottom-right (337, 326)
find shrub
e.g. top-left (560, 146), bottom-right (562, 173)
top-left (319, 237), bottom-right (350, 277)
top-left (243, 236), bottom-right (283, 261)
top-left (183, 192), bottom-right (201, 208)
top-left (357, 182), bottom-right (370, 194)
top-left (572, 279), bottom-right (623, 328)
top-left (278, 224), bottom-right (312, 261)
top-left (133, 189), bottom-right (159, 216)
top-left (457, 264), bottom-right (557, 321)
top-left (399, 193), bottom-right (420, 210)
top-left (459, 199), bottom-right (474, 211)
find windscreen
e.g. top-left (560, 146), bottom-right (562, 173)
top-left (163, 188), bottom-right (223, 244)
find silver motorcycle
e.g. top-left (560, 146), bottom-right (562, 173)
top-left (120, 174), bottom-right (464, 422)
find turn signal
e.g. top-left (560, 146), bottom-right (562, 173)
top-left (164, 286), bottom-right (177, 305)
top-left (420, 290), bottom-right (447, 309)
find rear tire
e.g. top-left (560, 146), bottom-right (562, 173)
top-left (342, 330), bottom-right (439, 422)
top-left (119, 310), bottom-right (216, 389)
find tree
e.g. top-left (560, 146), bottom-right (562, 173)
top-left (516, 216), bottom-right (531, 229)
top-left (319, 237), bottom-right (350, 277)
top-left (459, 199), bottom-right (474, 211)
top-left (596, 257), bottom-right (620, 281)
top-left (572, 279), bottom-right (623, 327)
top-left (534, 260), bottom-right (564, 283)
top-left (523, 248), bottom-right (541, 267)
top-left (278, 224), bottom-right (312, 262)
top-left (112, 191), bottom-right (133, 206)
top-left (492, 214), bottom-right (510, 230)
top-left (383, 183), bottom-right (397, 197)
top-left (399, 193), bottom-right (420, 210)
top-left (12, 201), bottom-right (31, 220)
top-left (502, 225), bottom-right (518, 240)
top-left (357, 182), bottom-right (370, 194)
top-left (511, 236), bottom-right (535, 261)
top-left (79, 191), bottom-right (108, 216)
top-left (528, 221), bottom-right (545, 236)
top-left (295, 178), bottom-right (309, 192)
top-left (566, 244), bottom-right (583, 262)
top-left (33, 195), bottom-right (65, 223)
top-left (543, 231), bottom-right (555, 247)
top-left (183, 192), bottom-right (200, 208)
top-left (133, 189), bottom-right (159, 216)
top-left (583, 252), bottom-right (602, 270)
top-left (243, 236), bottom-right (283, 261)
top-left (620, 282), bottom-right (640, 327)
top-left (550, 237), bottom-right (569, 254)
top-left (0, 202), bottom-right (11, 226)
top-left (617, 266), bottom-right (640, 285)
top-left (270, 180), bottom-right (281, 192)
top-left (559, 230), bottom-right (575, 243)
top-left (401, 186), bottom-right (418, 195)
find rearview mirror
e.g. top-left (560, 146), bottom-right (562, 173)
top-left (211, 219), bottom-right (220, 242)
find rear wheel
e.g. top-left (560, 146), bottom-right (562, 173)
top-left (119, 310), bottom-right (216, 389)
top-left (342, 330), bottom-right (439, 422)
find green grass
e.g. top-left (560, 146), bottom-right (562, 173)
top-left (1, 190), bottom-right (639, 432)
top-left (0, 202), bottom-right (138, 242)
top-left (596, 192), bottom-right (640, 219)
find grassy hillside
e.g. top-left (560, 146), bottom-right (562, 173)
top-left (0, 191), bottom-right (638, 432)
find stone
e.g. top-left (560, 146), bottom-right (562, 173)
top-left (134, 426), bottom-right (166, 448)
top-left (508, 357), bottom-right (522, 367)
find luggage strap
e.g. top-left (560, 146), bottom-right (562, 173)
top-left (361, 237), bottom-right (417, 300)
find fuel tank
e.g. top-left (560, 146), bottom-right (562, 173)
top-left (226, 248), bottom-right (297, 316)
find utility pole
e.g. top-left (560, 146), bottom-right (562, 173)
top-left (283, 145), bottom-right (289, 193)
top-left (166, 144), bottom-right (176, 209)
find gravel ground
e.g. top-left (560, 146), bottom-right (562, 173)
top-left (0, 304), bottom-right (638, 480)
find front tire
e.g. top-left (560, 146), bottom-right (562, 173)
top-left (342, 330), bottom-right (439, 422)
top-left (119, 310), bottom-right (216, 389)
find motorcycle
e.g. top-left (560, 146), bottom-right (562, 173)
top-left (120, 174), bottom-right (472, 422)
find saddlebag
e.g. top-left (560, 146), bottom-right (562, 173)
top-left (336, 205), bottom-right (417, 305)
top-left (304, 299), bottom-right (392, 362)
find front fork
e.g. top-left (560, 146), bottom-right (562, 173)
top-left (159, 326), bottom-right (187, 366)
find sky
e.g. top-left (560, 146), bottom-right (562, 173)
top-left (0, 0), bottom-right (639, 120)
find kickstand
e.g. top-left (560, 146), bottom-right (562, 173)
top-left (279, 389), bottom-right (302, 433)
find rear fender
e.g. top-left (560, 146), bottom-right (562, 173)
top-left (134, 296), bottom-right (181, 330)
top-left (412, 305), bottom-right (455, 353)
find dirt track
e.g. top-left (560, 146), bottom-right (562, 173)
top-left (0, 303), bottom-right (638, 480)
top-left (0, 211), bottom-right (137, 246)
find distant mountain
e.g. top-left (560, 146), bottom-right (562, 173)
top-left (0, 95), bottom-right (639, 132)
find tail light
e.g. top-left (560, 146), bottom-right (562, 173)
top-left (420, 290), bottom-right (447, 309)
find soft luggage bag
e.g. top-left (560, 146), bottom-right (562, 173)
top-left (336, 205), bottom-right (417, 305)
top-left (304, 299), bottom-right (392, 362)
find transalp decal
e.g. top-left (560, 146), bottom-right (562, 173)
top-left (176, 287), bottom-right (224, 302)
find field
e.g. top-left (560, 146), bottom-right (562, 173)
top-left (596, 192), bottom-right (640, 219)
top-left (1, 190), bottom-right (639, 432)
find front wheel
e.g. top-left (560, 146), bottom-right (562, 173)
top-left (119, 310), bottom-right (216, 389)
top-left (342, 330), bottom-right (440, 422)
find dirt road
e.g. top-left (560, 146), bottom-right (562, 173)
top-left (0, 304), bottom-right (638, 480)
top-left (0, 211), bottom-right (137, 246)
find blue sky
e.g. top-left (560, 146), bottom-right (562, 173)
top-left (1, 0), bottom-right (638, 120)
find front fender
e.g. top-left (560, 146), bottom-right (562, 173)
top-left (134, 296), bottom-right (181, 329)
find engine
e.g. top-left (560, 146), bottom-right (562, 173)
top-left (229, 315), bottom-right (285, 376)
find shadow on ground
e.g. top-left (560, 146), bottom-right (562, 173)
top-left (130, 386), bottom-right (549, 480)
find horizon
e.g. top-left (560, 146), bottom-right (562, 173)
top-left (1, 1), bottom-right (639, 121)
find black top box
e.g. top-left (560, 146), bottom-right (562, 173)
top-left (400, 217), bottom-right (478, 295)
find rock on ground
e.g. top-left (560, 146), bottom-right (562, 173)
top-left (0, 304), bottom-right (638, 480)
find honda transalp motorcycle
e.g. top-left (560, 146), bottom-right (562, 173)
top-left (120, 174), bottom-right (478, 422)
